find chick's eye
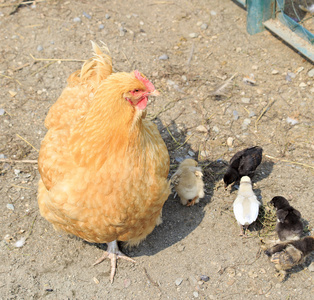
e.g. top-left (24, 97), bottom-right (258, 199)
top-left (134, 89), bottom-right (139, 92)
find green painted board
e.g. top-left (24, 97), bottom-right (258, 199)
top-left (263, 18), bottom-right (314, 62)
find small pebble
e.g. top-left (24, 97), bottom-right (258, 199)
top-left (37, 45), bottom-right (43, 52)
top-left (271, 70), bottom-right (279, 75)
top-left (286, 117), bottom-right (298, 125)
top-left (200, 23), bottom-right (208, 30)
top-left (193, 291), bottom-right (199, 298)
top-left (178, 244), bottom-right (185, 251)
top-left (308, 68), bottom-right (314, 77)
top-left (252, 65), bottom-right (258, 70)
top-left (175, 156), bottom-right (184, 163)
top-left (0, 108), bottom-right (5, 115)
top-left (105, 14), bottom-right (110, 19)
top-left (212, 126), bottom-right (219, 133)
top-left (243, 118), bottom-right (251, 125)
top-left (188, 150), bottom-right (195, 156)
top-left (83, 12), bottom-right (92, 19)
top-left (286, 72), bottom-right (296, 82)
top-left (181, 75), bottom-right (187, 82)
top-left (227, 137), bottom-right (234, 147)
top-left (299, 82), bottom-right (307, 88)
top-left (241, 97), bottom-right (251, 104)
top-left (196, 125), bottom-right (208, 133)
top-left (189, 33), bottom-right (198, 38)
top-left (200, 275), bottom-right (210, 282)
top-left (99, 24), bottom-right (105, 29)
top-left (9, 90), bottom-right (17, 97)
top-left (7, 204), bottom-right (14, 211)
top-left (233, 110), bottom-right (239, 120)
top-left (73, 17), bottom-right (81, 23)
top-left (249, 111), bottom-right (256, 117)
top-left (308, 262), bottom-right (314, 272)
top-left (200, 150), bottom-right (209, 157)
top-left (124, 279), bottom-right (131, 288)
top-left (0, 153), bottom-right (7, 159)
top-left (210, 10), bottom-right (217, 16)
top-left (242, 118), bottom-right (251, 129)
top-left (14, 169), bottom-right (21, 175)
top-left (159, 54), bottom-right (169, 60)
top-left (139, 21), bottom-right (144, 26)
top-left (119, 27), bottom-right (127, 36)
top-left (175, 278), bottom-right (183, 286)
top-left (14, 237), bottom-right (26, 248)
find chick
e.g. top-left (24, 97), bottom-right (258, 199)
top-left (233, 176), bottom-right (260, 236)
top-left (171, 159), bottom-right (205, 206)
top-left (265, 236), bottom-right (314, 280)
top-left (269, 196), bottom-right (303, 242)
top-left (224, 146), bottom-right (263, 188)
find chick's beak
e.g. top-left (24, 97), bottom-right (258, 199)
top-left (149, 89), bottom-right (160, 96)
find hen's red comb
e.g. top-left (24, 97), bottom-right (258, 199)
top-left (134, 70), bottom-right (155, 92)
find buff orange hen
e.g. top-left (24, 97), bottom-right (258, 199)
top-left (38, 42), bottom-right (170, 283)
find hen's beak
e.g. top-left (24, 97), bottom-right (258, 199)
top-left (149, 89), bottom-right (160, 96)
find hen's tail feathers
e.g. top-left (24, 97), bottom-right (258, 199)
top-left (69, 41), bottom-right (113, 88)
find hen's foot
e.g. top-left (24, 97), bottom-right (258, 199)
top-left (93, 240), bottom-right (136, 283)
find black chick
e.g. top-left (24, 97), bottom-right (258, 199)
top-left (223, 146), bottom-right (263, 188)
top-left (264, 236), bottom-right (314, 280)
top-left (269, 196), bottom-right (303, 241)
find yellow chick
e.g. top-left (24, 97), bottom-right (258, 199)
top-left (171, 159), bottom-right (205, 206)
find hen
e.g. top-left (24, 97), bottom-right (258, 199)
top-left (171, 159), bottom-right (205, 206)
top-left (38, 42), bottom-right (170, 283)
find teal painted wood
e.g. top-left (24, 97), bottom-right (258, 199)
top-left (246, 0), bottom-right (275, 35)
top-left (263, 19), bottom-right (314, 62)
top-left (234, 0), bottom-right (246, 7)
top-left (278, 13), bottom-right (314, 44)
top-left (276, 0), bottom-right (314, 45)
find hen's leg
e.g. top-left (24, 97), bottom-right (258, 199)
top-left (93, 240), bottom-right (136, 283)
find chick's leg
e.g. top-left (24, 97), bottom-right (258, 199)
top-left (186, 196), bottom-right (199, 207)
top-left (93, 240), bottom-right (136, 283)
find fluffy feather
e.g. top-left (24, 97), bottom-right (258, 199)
top-left (269, 196), bottom-right (303, 241)
top-left (224, 146), bottom-right (263, 188)
top-left (233, 176), bottom-right (260, 235)
top-left (265, 236), bottom-right (314, 279)
top-left (171, 159), bottom-right (205, 206)
top-left (37, 42), bottom-right (170, 282)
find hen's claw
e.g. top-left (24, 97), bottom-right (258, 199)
top-left (93, 240), bottom-right (136, 283)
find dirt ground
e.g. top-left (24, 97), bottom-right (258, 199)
top-left (0, 0), bottom-right (314, 299)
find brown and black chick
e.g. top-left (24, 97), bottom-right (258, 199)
top-left (265, 236), bottom-right (314, 280)
top-left (269, 196), bottom-right (303, 242)
top-left (223, 146), bottom-right (263, 188)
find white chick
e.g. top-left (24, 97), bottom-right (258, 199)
top-left (233, 176), bottom-right (260, 236)
top-left (171, 159), bottom-right (205, 206)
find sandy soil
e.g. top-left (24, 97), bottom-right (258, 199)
top-left (0, 0), bottom-right (313, 299)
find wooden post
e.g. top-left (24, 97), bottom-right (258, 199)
top-left (246, 0), bottom-right (275, 35)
